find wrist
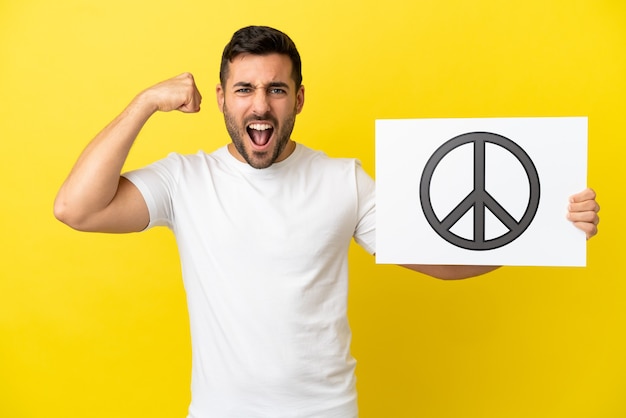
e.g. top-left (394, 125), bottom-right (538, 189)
top-left (127, 91), bottom-right (159, 120)
top-left (131, 89), bottom-right (160, 114)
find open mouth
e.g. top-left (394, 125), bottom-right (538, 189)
top-left (246, 123), bottom-right (274, 147)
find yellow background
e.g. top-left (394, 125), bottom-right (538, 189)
top-left (1, 0), bottom-right (625, 417)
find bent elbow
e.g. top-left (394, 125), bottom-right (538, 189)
top-left (53, 199), bottom-right (73, 228)
top-left (53, 196), bottom-right (89, 231)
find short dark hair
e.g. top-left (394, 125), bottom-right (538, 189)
top-left (219, 26), bottom-right (303, 89)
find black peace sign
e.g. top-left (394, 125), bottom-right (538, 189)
top-left (420, 131), bottom-right (541, 251)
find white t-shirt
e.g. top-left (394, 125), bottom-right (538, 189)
top-left (123, 143), bottom-right (376, 418)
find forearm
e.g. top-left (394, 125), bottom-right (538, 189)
top-left (400, 264), bottom-right (501, 280)
top-left (54, 96), bottom-right (155, 225)
top-left (398, 190), bottom-right (600, 279)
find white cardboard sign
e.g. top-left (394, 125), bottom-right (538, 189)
top-left (375, 117), bottom-right (588, 266)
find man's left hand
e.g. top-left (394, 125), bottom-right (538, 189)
top-left (567, 188), bottom-right (600, 240)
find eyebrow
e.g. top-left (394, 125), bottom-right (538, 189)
top-left (233, 81), bottom-right (291, 90)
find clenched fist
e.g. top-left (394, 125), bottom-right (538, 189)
top-left (134, 72), bottom-right (203, 114)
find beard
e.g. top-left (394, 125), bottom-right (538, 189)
top-left (223, 102), bottom-right (297, 169)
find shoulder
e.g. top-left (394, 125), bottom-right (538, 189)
top-left (293, 144), bottom-right (374, 191)
top-left (150, 148), bottom-right (226, 172)
top-left (295, 144), bottom-right (364, 171)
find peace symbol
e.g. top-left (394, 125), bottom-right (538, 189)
top-left (420, 131), bottom-right (541, 251)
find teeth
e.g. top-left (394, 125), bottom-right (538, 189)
top-left (248, 123), bottom-right (272, 131)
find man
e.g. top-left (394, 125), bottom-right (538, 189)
top-left (54, 26), bottom-right (600, 417)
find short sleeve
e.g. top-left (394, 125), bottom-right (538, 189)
top-left (353, 161), bottom-right (376, 255)
top-left (121, 153), bottom-right (183, 230)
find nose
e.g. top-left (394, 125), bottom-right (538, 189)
top-left (251, 90), bottom-right (270, 116)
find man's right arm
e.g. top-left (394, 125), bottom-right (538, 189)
top-left (53, 73), bottom-right (202, 233)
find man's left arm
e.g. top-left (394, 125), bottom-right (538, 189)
top-left (401, 188), bottom-right (600, 280)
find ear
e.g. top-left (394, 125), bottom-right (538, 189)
top-left (216, 83), bottom-right (225, 112)
top-left (295, 85), bottom-right (305, 114)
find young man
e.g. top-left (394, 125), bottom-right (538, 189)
top-left (54, 26), bottom-right (600, 417)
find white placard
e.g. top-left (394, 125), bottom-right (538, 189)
top-left (375, 117), bottom-right (588, 266)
